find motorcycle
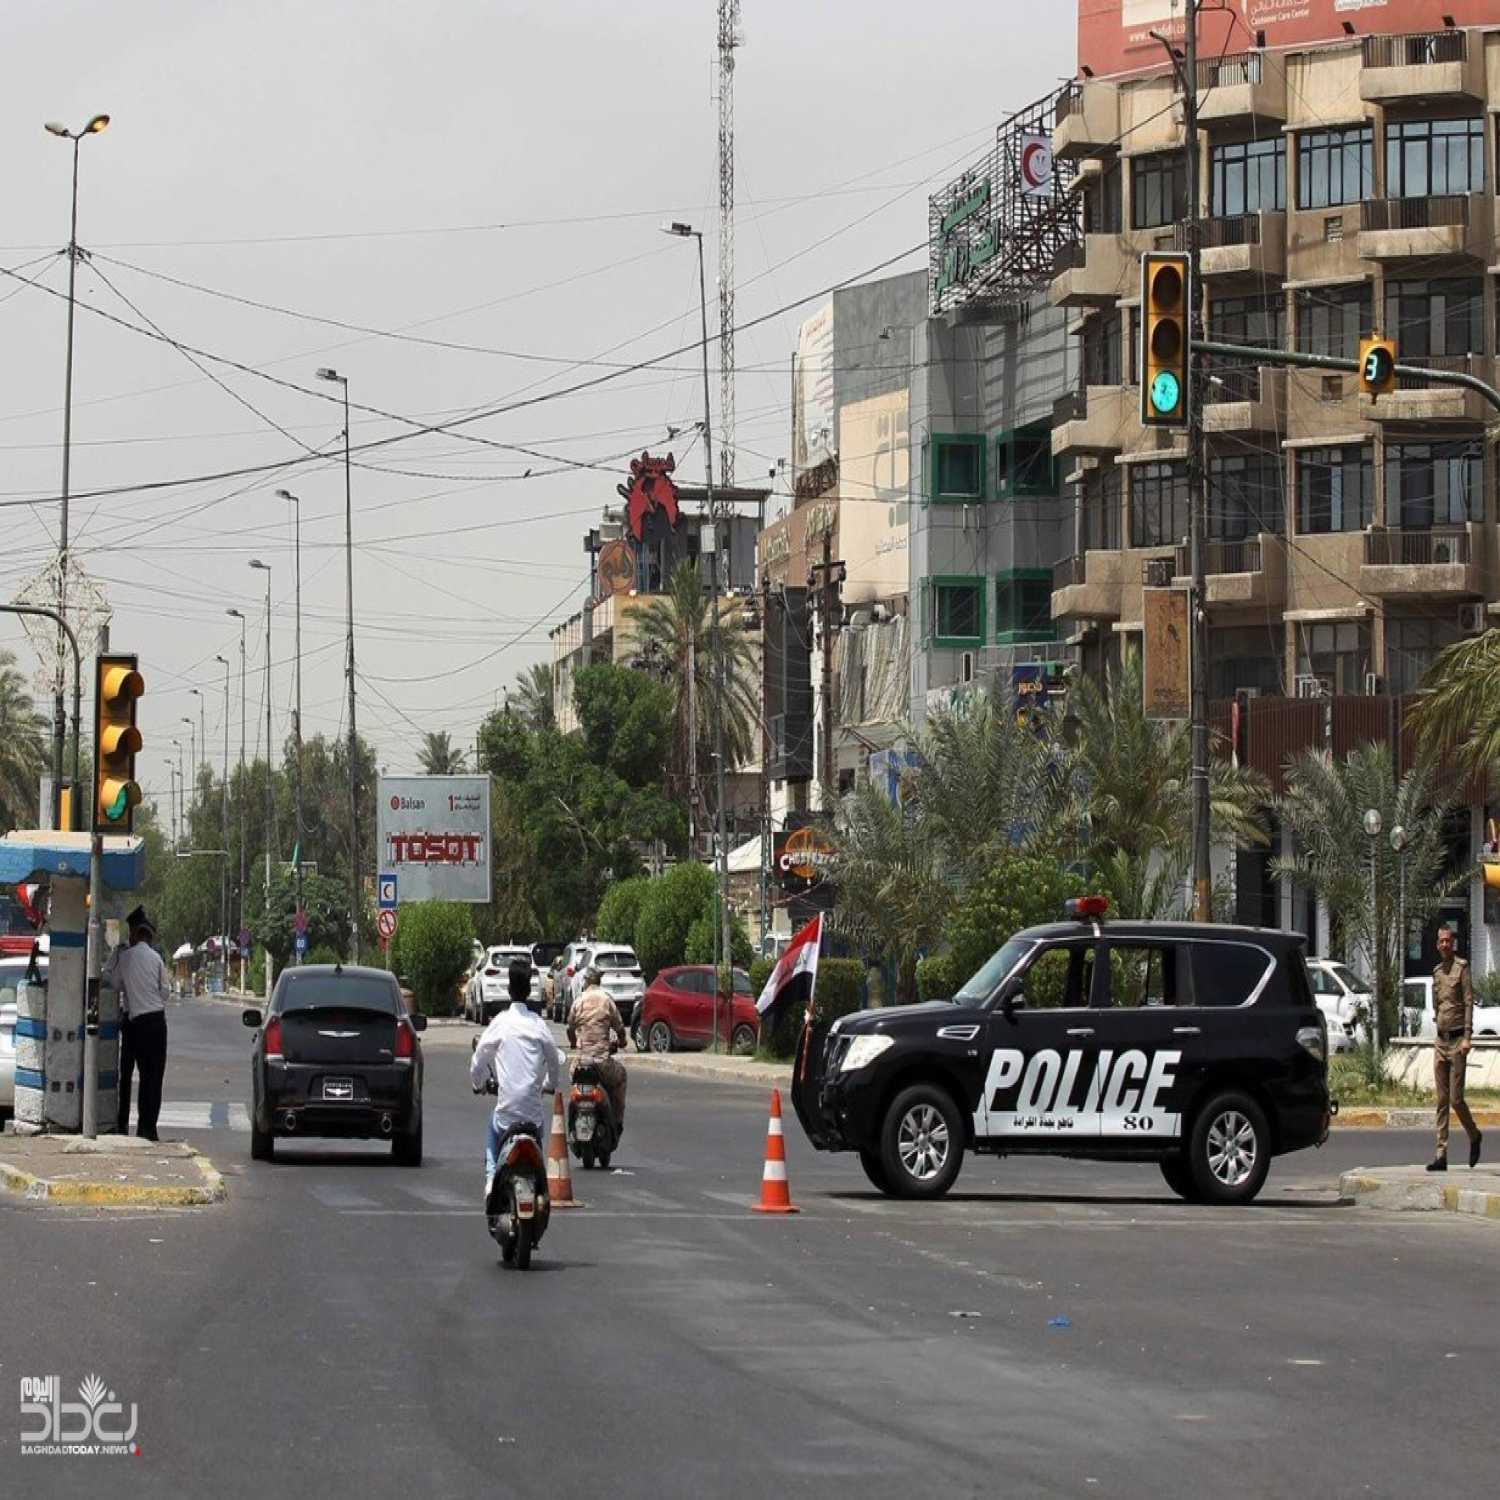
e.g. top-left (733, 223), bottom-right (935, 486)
top-left (472, 1036), bottom-right (552, 1270)
top-left (568, 1044), bottom-right (621, 1171)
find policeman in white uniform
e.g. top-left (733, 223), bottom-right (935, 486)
top-left (102, 906), bottom-right (171, 1140)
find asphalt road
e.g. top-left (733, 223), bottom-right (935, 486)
top-left (3, 996), bottom-right (1494, 1499)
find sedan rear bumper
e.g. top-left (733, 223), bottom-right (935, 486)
top-left (261, 1061), bottom-right (417, 1138)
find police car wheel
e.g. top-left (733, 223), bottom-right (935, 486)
top-left (858, 1148), bottom-right (892, 1194)
top-left (880, 1084), bottom-right (963, 1199)
top-left (1188, 1092), bottom-right (1270, 1205)
top-left (1158, 1152), bottom-right (1198, 1202)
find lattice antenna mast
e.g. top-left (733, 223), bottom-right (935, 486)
top-left (717, 0), bottom-right (741, 490)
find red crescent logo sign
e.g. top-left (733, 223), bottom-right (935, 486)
top-left (1022, 141), bottom-right (1050, 189)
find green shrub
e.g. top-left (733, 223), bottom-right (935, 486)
top-left (1476, 970), bottom-right (1500, 1008)
top-left (916, 952), bottom-right (960, 1002)
top-left (941, 853), bottom-right (1088, 985)
top-left (596, 876), bottom-right (651, 945)
top-left (683, 911), bottom-right (753, 969)
top-left (748, 957), bottom-right (773, 998)
top-left (392, 901), bottom-right (475, 1016)
top-left (305, 944), bottom-right (341, 967)
top-left (633, 862), bottom-right (715, 980)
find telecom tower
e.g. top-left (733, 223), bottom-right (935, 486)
top-left (717, 0), bottom-right (741, 489)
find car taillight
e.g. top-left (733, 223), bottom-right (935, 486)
top-left (484, 967), bottom-right (499, 976)
top-left (264, 1016), bottom-right (282, 1060)
top-left (394, 1020), bottom-right (415, 1061)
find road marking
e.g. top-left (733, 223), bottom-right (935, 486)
top-left (145, 1101), bottom-right (250, 1133)
top-left (307, 1183), bottom-right (384, 1210)
top-left (398, 1182), bottom-right (472, 1209)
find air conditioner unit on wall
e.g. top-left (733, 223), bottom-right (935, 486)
top-left (1141, 557), bottom-right (1173, 588)
top-left (1364, 672), bottom-right (1384, 697)
top-left (1458, 603), bottom-right (1484, 636)
top-left (1294, 674), bottom-right (1331, 700)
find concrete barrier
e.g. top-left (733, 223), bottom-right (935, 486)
top-left (1383, 1037), bottom-right (1500, 1093)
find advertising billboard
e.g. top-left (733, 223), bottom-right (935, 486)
top-left (1143, 588), bottom-right (1190, 721)
top-left (376, 775), bottom-right (492, 904)
top-left (1078, 0), bottom-right (1494, 81)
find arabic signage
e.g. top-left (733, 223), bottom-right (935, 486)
top-left (375, 775), bottom-right (492, 904)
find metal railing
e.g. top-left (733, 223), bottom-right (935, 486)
top-left (1054, 84), bottom-right (1083, 125)
top-left (1203, 364), bottom-right (1262, 404)
top-left (1053, 554), bottom-right (1086, 590)
top-left (1361, 195), bottom-right (1470, 232)
top-left (1363, 30), bottom-right (1467, 69)
top-left (1363, 526), bottom-right (1470, 567)
top-left (1197, 51), bottom-right (1263, 90)
top-left (1176, 539), bottom-right (1263, 576)
top-left (1393, 353), bottom-right (1479, 391)
top-left (1175, 213), bottom-right (1264, 252)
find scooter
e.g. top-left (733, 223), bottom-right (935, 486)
top-left (568, 1045), bottom-right (620, 1171)
top-left (472, 1036), bottom-right (552, 1270)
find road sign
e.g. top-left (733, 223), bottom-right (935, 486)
top-left (378, 873), bottom-right (398, 911)
top-left (376, 909), bottom-right (398, 941)
top-left (294, 932), bottom-right (308, 955)
top-left (294, 909), bottom-right (308, 935)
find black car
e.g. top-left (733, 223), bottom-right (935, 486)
top-left (244, 964), bottom-right (426, 1164)
top-left (792, 901), bottom-right (1331, 1205)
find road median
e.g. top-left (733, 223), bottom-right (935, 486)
top-left (0, 1133), bottom-right (226, 1207)
top-left (1339, 1163), bottom-right (1500, 1219)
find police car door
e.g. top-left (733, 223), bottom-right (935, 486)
top-left (975, 938), bottom-right (1104, 1145)
top-left (1088, 938), bottom-right (1195, 1144)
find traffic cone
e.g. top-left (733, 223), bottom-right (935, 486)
top-left (751, 1088), bottom-right (800, 1214)
top-left (546, 1089), bottom-right (581, 1209)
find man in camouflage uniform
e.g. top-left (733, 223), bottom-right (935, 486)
top-left (1426, 924), bottom-right (1482, 1172)
top-left (567, 965), bottom-right (628, 1137)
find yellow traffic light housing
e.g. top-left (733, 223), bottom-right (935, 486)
top-left (1359, 336), bottom-right (1397, 397)
top-left (1140, 251), bottom-right (1190, 428)
top-left (94, 653), bottom-right (144, 832)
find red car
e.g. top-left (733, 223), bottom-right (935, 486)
top-left (640, 966), bottom-right (759, 1055)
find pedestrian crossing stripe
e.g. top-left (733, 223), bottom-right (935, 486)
top-left (136, 1101), bottom-right (251, 1132)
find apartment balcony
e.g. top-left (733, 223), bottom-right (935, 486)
top-left (1358, 195), bottom-right (1490, 264)
top-left (1360, 525), bottom-right (1482, 598)
top-left (1359, 30), bottom-right (1482, 105)
top-left (1362, 354), bottom-right (1495, 427)
top-left (1047, 234), bottom-right (1131, 309)
top-left (1175, 211), bottom-right (1286, 280)
top-left (1173, 534), bottom-right (1285, 609)
top-left (1053, 81), bottom-right (1120, 161)
top-left (1052, 550), bottom-right (1124, 623)
top-left (1052, 385), bottom-right (1131, 460)
top-left (1203, 366), bottom-right (1286, 436)
top-left (1196, 51), bottom-right (1287, 127)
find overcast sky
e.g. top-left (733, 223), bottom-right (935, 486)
top-left (2, 1), bottom-right (1075, 811)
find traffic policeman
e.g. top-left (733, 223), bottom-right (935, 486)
top-left (103, 905), bottom-right (171, 1141)
top-left (1426, 924), bottom-right (1482, 1172)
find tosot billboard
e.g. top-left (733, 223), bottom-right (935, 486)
top-left (376, 775), bottom-right (492, 904)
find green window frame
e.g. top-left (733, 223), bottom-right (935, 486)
top-left (994, 422), bottom-right (1058, 499)
top-left (994, 570), bottom-right (1056, 644)
top-left (930, 434), bottom-right (986, 502)
top-left (931, 575), bottom-right (986, 647)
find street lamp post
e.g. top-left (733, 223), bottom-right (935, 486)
top-left (181, 717), bottom-right (196, 835)
top-left (1363, 807), bottom-right (1384, 1069)
top-left (275, 488), bottom-right (306, 961)
top-left (44, 112), bottom-right (109, 829)
top-left (315, 370), bottom-right (360, 963)
top-left (251, 560), bottom-right (274, 998)
top-left (1391, 825), bottom-right (1409, 1036)
top-left (168, 746), bottom-right (180, 848)
top-left (173, 737), bottom-right (185, 848)
top-left (227, 608), bottom-right (247, 991)
top-left (215, 654), bottom-right (231, 980)
top-left (662, 221), bottom-right (732, 1050)
top-left (190, 687), bottom-right (205, 776)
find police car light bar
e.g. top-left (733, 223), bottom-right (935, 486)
top-left (1065, 896), bottom-right (1110, 921)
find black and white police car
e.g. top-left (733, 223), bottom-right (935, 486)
top-left (791, 898), bottom-right (1332, 1205)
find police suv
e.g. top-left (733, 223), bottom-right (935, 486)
top-left (791, 899), bottom-right (1331, 1205)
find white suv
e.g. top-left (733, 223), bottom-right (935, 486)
top-left (571, 944), bottom-right (647, 1034)
top-left (466, 945), bottom-right (541, 1022)
top-left (1306, 959), bottom-right (1370, 1053)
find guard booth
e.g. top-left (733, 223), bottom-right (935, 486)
top-left (0, 830), bottom-right (145, 1134)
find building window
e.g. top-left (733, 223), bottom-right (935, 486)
top-left (1083, 162), bottom-right (1122, 235)
top-left (931, 434), bottom-right (985, 502)
top-left (1384, 440), bottom-right (1482, 528)
top-left (1209, 626), bottom-right (1283, 700)
top-left (1207, 292), bottom-right (1285, 351)
top-left (1297, 445), bottom-right (1374, 534)
top-left (1082, 313), bottom-right (1123, 388)
top-left (1130, 461), bottom-right (1189, 548)
top-left (1081, 465), bottom-right (1123, 551)
top-left (994, 423), bottom-right (1056, 499)
top-left (1208, 452), bottom-right (1283, 541)
top-left (932, 576), bottom-right (984, 645)
top-left (1297, 621), bottom-right (1372, 697)
top-left (1295, 283), bottom-right (1372, 359)
top-left (1131, 151), bottom-right (1188, 230)
top-left (1386, 117), bottom-right (1484, 199)
top-left (994, 571), bottom-right (1054, 643)
top-left (1384, 277), bottom-right (1485, 362)
top-left (1296, 124), bottom-right (1374, 209)
top-left (1210, 137), bottom-right (1286, 216)
top-left (1386, 615), bottom-right (1463, 696)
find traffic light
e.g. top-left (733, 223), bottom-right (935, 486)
top-left (1140, 251), bottom-right (1190, 427)
top-left (1359, 336), bottom-right (1397, 397)
top-left (94, 653), bottom-right (143, 833)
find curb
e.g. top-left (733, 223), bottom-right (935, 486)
top-left (0, 1149), bottom-right (228, 1208)
top-left (1333, 1107), bottom-right (1500, 1130)
top-left (627, 1053), bottom-right (794, 1090)
top-left (1339, 1169), bottom-right (1500, 1219)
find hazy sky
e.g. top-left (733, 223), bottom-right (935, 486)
top-left (2, 1), bottom-right (1075, 812)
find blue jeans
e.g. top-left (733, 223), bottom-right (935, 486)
top-left (485, 1115), bottom-right (503, 1187)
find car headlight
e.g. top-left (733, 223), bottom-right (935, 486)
top-left (839, 1034), bottom-right (894, 1073)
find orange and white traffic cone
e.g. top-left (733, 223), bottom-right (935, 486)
top-left (751, 1088), bottom-right (800, 1214)
top-left (546, 1089), bottom-right (580, 1208)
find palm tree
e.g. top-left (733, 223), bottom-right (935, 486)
top-left (1406, 627), bottom-right (1500, 780)
top-left (417, 731), bottom-right (467, 776)
top-left (630, 561), bottom-right (760, 816)
top-left (0, 649), bottom-right (46, 832)
top-left (511, 661), bottom-right (555, 732)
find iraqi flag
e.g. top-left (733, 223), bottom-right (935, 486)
top-left (757, 913), bottom-right (823, 1017)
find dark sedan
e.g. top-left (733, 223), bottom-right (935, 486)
top-left (244, 964), bottom-right (425, 1164)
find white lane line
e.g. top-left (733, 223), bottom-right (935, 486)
top-left (155, 1103), bottom-right (213, 1130)
top-left (399, 1183), bottom-right (472, 1209)
top-left (308, 1183), bottom-right (384, 1210)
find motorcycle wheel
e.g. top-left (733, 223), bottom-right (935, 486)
top-left (580, 1145), bottom-right (596, 1170)
top-left (514, 1217), bottom-right (533, 1270)
top-left (500, 1233), bottom-right (516, 1265)
top-left (598, 1148), bottom-right (612, 1170)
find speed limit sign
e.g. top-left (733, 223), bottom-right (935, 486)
top-left (377, 908), bottom-right (398, 941)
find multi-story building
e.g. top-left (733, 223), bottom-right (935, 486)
top-left (1048, 1), bottom-right (1500, 973)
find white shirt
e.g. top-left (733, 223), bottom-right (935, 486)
top-left (470, 1002), bottom-right (563, 1135)
top-left (102, 940), bottom-right (171, 1019)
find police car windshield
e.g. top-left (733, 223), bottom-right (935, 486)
top-left (955, 939), bottom-right (1035, 1004)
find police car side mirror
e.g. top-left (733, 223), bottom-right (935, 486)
top-left (241, 1007), bottom-right (262, 1028)
top-left (1000, 991), bottom-right (1026, 1020)
top-left (411, 1014), bottom-right (428, 1032)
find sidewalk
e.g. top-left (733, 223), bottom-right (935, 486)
top-left (1339, 1163), bottom-right (1500, 1220)
top-left (0, 1133), bottom-right (226, 1207)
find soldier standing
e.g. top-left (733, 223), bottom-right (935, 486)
top-left (1426, 924), bottom-right (1482, 1172)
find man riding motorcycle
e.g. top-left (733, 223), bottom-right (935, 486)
top-left (470, 956), bottom-right (564, 1186)
top-left (567, 964), bottom-right (628, 1139)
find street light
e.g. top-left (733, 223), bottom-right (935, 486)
top-left (181, 716), bottom-right (195, 817)
top-left (44, 111), bottom-right (109, 829)
top-left (250, 560), bottom-right (274, 998)
top-left (660, 220), bottom-right (731, 1050)
top-left (315, 368), bottom-right (360, 962)
top-left (169, 741), bottom-right (181, 847)
top-left (275, 488), bottom-right (306, 952)
top-left (226, 608), bottom-right (247, 990)
top-left (1391, 825), bottom-right (1409, 1032)
top-left (1363, 807), bottom-right (1384, 1065)
top-left (215, 654), bottom-right (231, 970)
top-left (189, 686), bottom-right (205, 774)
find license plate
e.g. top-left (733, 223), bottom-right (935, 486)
top-left (514, 1179), bottom-right (536, 1218)
top-left (575, 1113), bottom-right (594, 1141)
top-left (323, 1077), bottom-right (354, 1101)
